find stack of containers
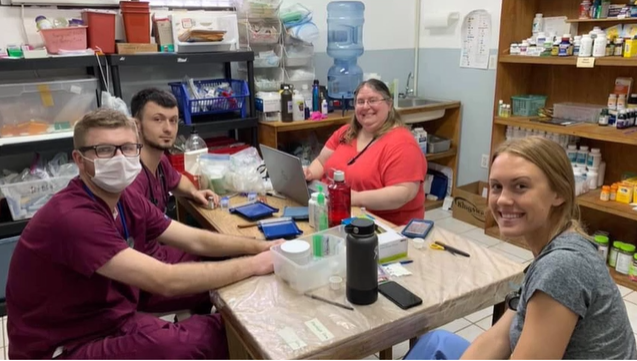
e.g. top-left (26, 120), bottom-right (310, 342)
top-left (82, 10), bottom-right (117, 53)
top-left (235, 0), bottom-right (284, 92)
top-left (280, 4), bottom-right (316, 95)
top-left (119, 1), bottom-right (151, 44)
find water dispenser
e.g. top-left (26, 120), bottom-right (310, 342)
top-left (327, 1), bottom-right (365, 104)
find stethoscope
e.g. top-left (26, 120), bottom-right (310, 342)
top-left (142, 162), bottom-right (168, 213)
top-left (82, 183), bottom-right (133, 248)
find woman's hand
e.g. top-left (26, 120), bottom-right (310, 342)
top-left (303, 167), bottom-right (315, 181)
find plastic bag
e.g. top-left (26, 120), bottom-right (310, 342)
top-left (225, 147), bottom-right (266, 194)
top-left (280, 3), bottom-right (312, 27)
top-left (198, 154), bottom-right (231, 195)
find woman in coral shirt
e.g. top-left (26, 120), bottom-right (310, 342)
top-left (304, 79), bottom-right (427, 225)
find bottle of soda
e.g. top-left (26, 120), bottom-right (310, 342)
top-left (328, 170), bottom-right (351, 227)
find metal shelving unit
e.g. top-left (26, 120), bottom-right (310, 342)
top-left (0, 50), bottom-right (258, 238)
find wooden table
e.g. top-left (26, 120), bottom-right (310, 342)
top-left (177, 196), bottom-right (524, 360)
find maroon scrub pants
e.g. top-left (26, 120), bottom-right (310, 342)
top-left (138, 246), bottom-right (212, 315)
top-left (61, 313), bottom-right (228, 359)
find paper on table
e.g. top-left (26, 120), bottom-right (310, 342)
top-left (460, 9), bottom-right (492, 69)
top-left (305, 318), bottom-right (335, 342)
top-left (277, 327), bottom-right (307, 351)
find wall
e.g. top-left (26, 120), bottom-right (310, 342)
top-left (418, 0), bottom-right (502, 186)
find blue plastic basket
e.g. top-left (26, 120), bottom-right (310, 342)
top-left (169, 79), bottom-right (250, 124)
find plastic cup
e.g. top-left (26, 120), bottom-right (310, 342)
top-left (413, 238), bottom-right (425, 249)
top-left (329, 275), bottom-right (343, 290)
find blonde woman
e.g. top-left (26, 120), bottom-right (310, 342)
top-left (304, 79), bottom-right (427, 225)
top-left (405, 136), bottom-right (636, 359)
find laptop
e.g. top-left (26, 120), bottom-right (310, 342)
top-left (260, 144), bottom-right (314, 206)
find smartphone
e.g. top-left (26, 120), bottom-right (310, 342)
top-left (378, 281), bottom-right (423, 310)
top-left (402, 219), bottom-right (434, 239)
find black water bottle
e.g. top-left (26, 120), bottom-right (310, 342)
top-left (345, 218), bottom-right (378, 305)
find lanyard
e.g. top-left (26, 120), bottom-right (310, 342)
top-left (82, 183), bottom-right (132, 246)
top-left (347, 137), bottom-right (377, 166)
top-left (142, 162), bottom-right (167, 212)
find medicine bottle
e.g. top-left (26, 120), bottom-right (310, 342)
top-left (610, 184), bottom-right (618, 201)
top-left (609, 241), bottom-right (623, 268)
top-left (600, 185), bottom-right (610, 201)
top-left (594, 235), bottom-right (609, 260)
top-left (629, 254), bottom-right (637, 281)
top-left (616, 243), bottom-right (636, 275)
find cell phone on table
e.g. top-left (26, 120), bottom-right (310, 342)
top-left (378, 281), bottom-right (423, 310)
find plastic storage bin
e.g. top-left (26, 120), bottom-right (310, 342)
top-left (427, 134), bottom-right (451, 153)
top-left (234, 0), bottom-right (282, 18)
top-left (168, 79), bottom-right (249, 125)
top-left (253, 44), bottom-right (282, 68)
top-left (0, 175), bottom-right (76, 220)
top-left (283, 41), bottom-right (314, 67)
top-left (40, 26), bottom-right (88, 54)
top-left (0, 77), bottom-right (99, 138)
top-left (272, 227), bottom-right (346, 293)
top-left (553, 102), bottom-right (605, 124)
top-left (238, 18), bottom-right (282, 45)
top-left (511, 95), bottom-right (548, 117)
top-left (120, 0), bottom-right (151, 43)
top-left (82, 10), bottom-right (117, 54)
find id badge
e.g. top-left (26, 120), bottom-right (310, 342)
top-left (126, 237), bottom-right (135, 248)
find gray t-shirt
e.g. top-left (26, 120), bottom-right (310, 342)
top-left (509, 232), bottom-right (637, 359)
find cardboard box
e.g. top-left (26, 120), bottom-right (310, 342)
top-left (452, 181), bottom-right (489, 228)
top-left (625, 39), bottom-right (637, 58)
top-left (116, 43), bottom-right (158, 55)
top-left (375, 220), bottom-right (408, 263)
top-left (153, 18), bottom-right (174, 47)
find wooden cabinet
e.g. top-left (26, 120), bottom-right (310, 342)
top-left (258, 101), bottom-right (462, 210)
top-left (490, 0), bottom-right (637, 290)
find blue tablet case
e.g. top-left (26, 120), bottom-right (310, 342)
top-left (229, 201), bottom-right (279, 221)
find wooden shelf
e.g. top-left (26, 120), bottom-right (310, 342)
top-left (426, 148), bottom-right (457, 161)
top-left (566, 17), bottom-right (637, 23)
top-left (609, 267), bottom-right (637, 292)
top-left (425, 199), bottom-right (444, 210)
top-left (577, 190), bottom-right (637, 221)
top-left (493, 116), bottom-right (637, 146)
top-left (499, 55), bottom-right (637, 67)
top-left (487, 224), bottom-right (637, 292)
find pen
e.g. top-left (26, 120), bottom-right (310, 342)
top-left (435, 241), bottom-right (471, 258)
top-left (381, 260), bottom-right (413, 266)
top-left (304, 293), bottom-right (354, 311)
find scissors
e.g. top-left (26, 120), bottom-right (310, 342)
top-left (429, 241), bottom-right (471, 258)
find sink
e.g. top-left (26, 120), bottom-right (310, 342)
top-left (396, 97), bottom-right (444, 109)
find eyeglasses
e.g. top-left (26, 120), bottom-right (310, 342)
top-left (78, 143), bottom-right (143, 158)
top-left (355, 98), bottom-right (388, 107)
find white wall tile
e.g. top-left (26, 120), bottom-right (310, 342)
top-left (464, 307), bottom-right (493, 323)
top-left (475, 316), bottom-right (492, 331)
top-left (462, 228), bottom-right (501, 247)
top-left (619, 285), bottom-right (634, 298)
top-left (393, 340), bottom-right (410, 360)
top-left (436, 317), bottom-right (472, 333)
top-left (434, 217), bottom-right (477, 234)
top-left (454, 325), bottom-right (484, 343)
top-left (492, 242), bottom-right (534, 262)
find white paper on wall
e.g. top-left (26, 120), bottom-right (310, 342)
top-left (459, 9), bottom-right (491, 69)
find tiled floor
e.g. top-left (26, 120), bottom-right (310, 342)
top-left (362, 208), bottom-right (637, 360)
top-left (3, 209), bottom-right (637, 360)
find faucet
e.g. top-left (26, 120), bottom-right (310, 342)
top-left (399, 72), bottom-right (415, 99)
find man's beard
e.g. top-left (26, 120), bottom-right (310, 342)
top-left (143, 134), bottom-right (174, 151)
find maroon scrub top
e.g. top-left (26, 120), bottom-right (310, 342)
top-left (129, 154), bottom-right (182, 215)
top-left (6, 177), bottom-right (172, 359)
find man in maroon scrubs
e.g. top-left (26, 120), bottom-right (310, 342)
top-left (127, 88), bottom-right (221, 314)
top-left (6, 109), bottom-right (277, 359)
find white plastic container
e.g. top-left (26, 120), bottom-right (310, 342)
top-left (308, 192), bottom-right (318, 228)
top-left (292, 91), bottom-right (305, 121)
top-left (587, 170), bottom-right (599, 190)
top-left (280, 240), bottom-right (311, 265)
top-left (577, 145), bottom-right (589, 166)
top-left (532, 13), bottom-right (543, 35)
top-left (587, 148), bottom-right (602, 168)
top-left (272, 229), bottom-right (346, 293)
top-left (598, 161), bottom-right (606, 186)
top-left (0, 77), bottom-right (98, 138)
top-left (0, 174), bottom-right (77, 220)
top-left (593, 34), bottom-right (607, 57)
top-left (566, 144), bottom-right (578, 164)
top-left (580, 34), bottom-right (593, 57)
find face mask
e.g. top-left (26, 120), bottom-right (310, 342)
top-left (85, 154), bottom-right (142, 193)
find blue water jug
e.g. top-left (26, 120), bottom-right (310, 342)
top-left (327, 1), bottom-right (365, 100)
